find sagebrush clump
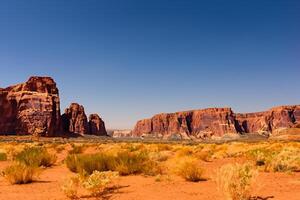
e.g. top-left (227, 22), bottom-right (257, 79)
top-left (216, 163), bottom-right (257, 200)
top-left (177, 158), bottom-right (205, 182)
top-left (3, 163), bottom-right (39, 184)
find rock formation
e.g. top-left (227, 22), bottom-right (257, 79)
top-left (0, 76), bottom-right (108, 137)
top-left (61, 103), bottom-right (107, 136)
top-left (0, 76), bottom-right (61, 136)
top-left (61, 103), bottom-right (89, 135)
top-left (89, 114), bottom-right (107, 136)
top-left (132, 105), bottom-right (300, 139)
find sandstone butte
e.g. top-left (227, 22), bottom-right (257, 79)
top-left (0, 76), bottom-right (107, 137)
top-left (132, 106), bottom-right (300, 139)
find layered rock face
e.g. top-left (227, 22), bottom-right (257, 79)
top-left (0, 77), bottom-right (61, 136)
top-left (132, 105), bottom-right (300, 139)
top-left (61, 103), bottom-right (107, 136)
top-left (89, 114), bottom-right (107, 136)
top-left (61, 103), bottom-right (89, 135)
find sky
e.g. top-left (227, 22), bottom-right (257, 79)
top-left (0, 0), bottom-right (299, 129)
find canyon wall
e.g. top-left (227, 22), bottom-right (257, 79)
top-left (132, 105), bottom-right (300, 139)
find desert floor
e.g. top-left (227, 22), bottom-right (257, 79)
top-left (0, 140), bottom-right (299, 200)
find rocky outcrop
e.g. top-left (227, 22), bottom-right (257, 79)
top-left (0, 76), bottom-right (108, 137)
top-left (0, 76), bottom-right (61, 136)
top-left (61, 104), bottom-right (107, 136)
top-left (132, 105), bottom-right (300, 139)
top-left (61, 103), bottom-right (89, 135)
top-left (89, 114), bottom-right (107, 136)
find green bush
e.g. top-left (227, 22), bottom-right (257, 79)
top-left (15, 147), bottom-right (57, 167)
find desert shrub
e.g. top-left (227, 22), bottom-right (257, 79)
top-left (61, 175), bottom-right (81, 199)
top-left (149, 152), bottom-right (170, 162)
top-left (156, 144), bottom-right (173, 151)
top-left (83, 171), bottom-right (119, 196)
top-left (69, 145), bottom-right (84, 154)
top-left (216, 163), bottom-right (258, 200)
top-left (114, 150), bottom-right (148, 175)
top-left (248, 147), bottom-right (300, 172)
top-left (177, 158), bottom-right (205, 182)
top-left (15, 147), bottom-right (57, 167)
top-left (125, 143), bottom-right (145, 152)
top-left (266, 147), bottom-right (300, 172)
top-left (3, 163), bottom-right (39, 184)
top-left (247, 148), bottom-right (274, 167)
top-left (196, 150), bottom-right (213, 162)
top-left (55, 145), bottom-right (65, 153)
top-left (65, 150), bottom-right (161, 176)
top-left (0, 152), bottom-right (7, 161)
top-left (65, 153), bottom-right (116, 175)
top-left (176, 147), bottom-right (194, 157)
top-left (62, 171), bottom-right (118, 199)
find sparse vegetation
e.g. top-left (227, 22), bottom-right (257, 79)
top-left (65, 150), bottom-right (162, 176)
top-left (248, 146), bottom-right (300, 172)
top-left (61, 175), bottom-right (81, 199)
top-left (0, 152), bottom-right (7, 161)
top-left (83, 170), bottom-right (119, 196)
top-left (69, 144), bottom-right (85, 154)
top-left (15, 146), bottom-right (57, 167)
top-left (216, 163), bottom-right (258, 200)
top-left (3, 163), bottom-right (39, 184)
top-left (65, 153), bottom-right (115, 175)
top-left (177, 158), bottom-right (205, 182)
top-left (62, 171), bottom-right (119, 198)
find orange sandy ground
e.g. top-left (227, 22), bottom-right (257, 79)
top-left (0, 156), bottom-right (300, 200)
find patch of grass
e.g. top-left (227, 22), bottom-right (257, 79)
top-left (176, 147), bottom-right (194, 157)
top-left (248, 147), bottom-right (300, 172)
top-left (3, 163), bottom-right (40, 184)
top-left (65, 150), bottom-right (162, 176)
top-left (177, 158), bottom-right (205, 182)
top-left (69, 144), bottom-right (84, 154)
top-left (65, 153), bottom-right (116, 175)
top-left (0, 152), bottom-right (7, 161)
top-left (266, 147), bottom-right (300, 172)
top-left (114, 150), bottom-right (150, 175)
top-left (15, 147), bottom-right (57, 167)
top-left (216, 163), bottom-right (258, 200)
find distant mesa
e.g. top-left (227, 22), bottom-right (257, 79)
top-left (132, 106), bottom-right (300, 140)
top-left (0, 76), bottom-right (107, 137)
top-left (0, 76), bottom-right (299, 140)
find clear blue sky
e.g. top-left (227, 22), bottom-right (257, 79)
top-left (0, 0), bottom-right (299, 129)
